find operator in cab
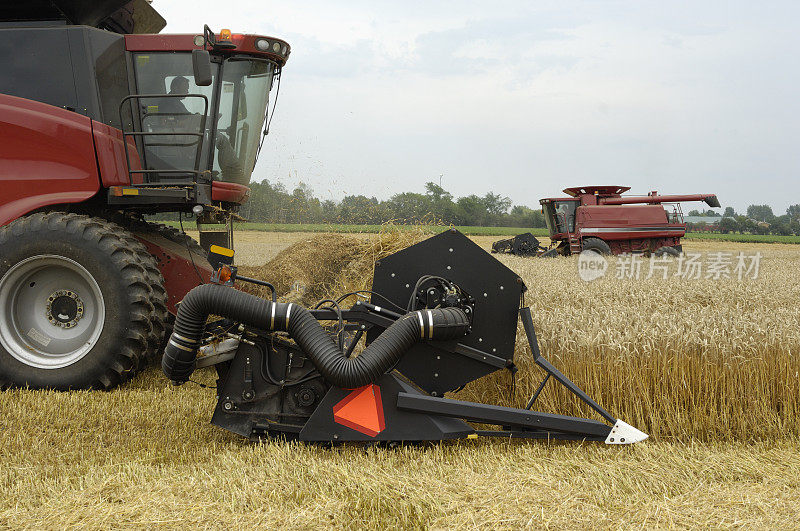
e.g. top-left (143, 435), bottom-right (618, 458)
top-left (159, 76), bottom-right (191, 115)
top-left (215, 133), bottom-right (246, 185)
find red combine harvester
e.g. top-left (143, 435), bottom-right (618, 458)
top-left (0, 3), bottom-right (652, 445)
top-left (539, 186), bottom-right (720, 256)
top-left (0, 0), bottom-right (289, 390)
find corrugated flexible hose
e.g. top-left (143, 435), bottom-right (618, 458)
top-left (162, 284), bottom-right (470, 388)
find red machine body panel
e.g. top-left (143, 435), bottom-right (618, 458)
top-left (133, 231), bottom-right (212, 314)
top-left (564, 185), bottom-right (630, 201)
top-left (124, 33), bottom-right (290, 65)
top-left (577, 205), bottom-right (686, 241)
top-left (599, 194), bottom-right (717, 206)
top-left (92, 121), bottom-right (142, 186)
top-left (211, 181), bottom-right (250, 204)
top-left (0, 94), bottom-right (100, 227)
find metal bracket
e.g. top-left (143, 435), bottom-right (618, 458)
top-left (605, 419), bottom-right (648, 444)
top-left (519, 307), bottom-right (616, 424)
top-left (196, 338), bottom-right (240, 368)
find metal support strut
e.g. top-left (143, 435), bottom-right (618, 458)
top-left (395, 307), bottom-right (648, 444)
top-left (519, 307), bottom-right (616, 424)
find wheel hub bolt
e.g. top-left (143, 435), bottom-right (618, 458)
top-left (46, 290), bottom-right (84, 329)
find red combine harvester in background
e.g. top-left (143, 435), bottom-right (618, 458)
top-left (493, 186), bottom-right (720, 257)
top-left (0, 0), bottom-right (289, 390)
top-left (540, 186), bottom-right (720, 256)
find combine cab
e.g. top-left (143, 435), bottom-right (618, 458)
top-left (538, 186), bottom-right (720, 256)
top-left (0, 0), bottom-right (290, 389)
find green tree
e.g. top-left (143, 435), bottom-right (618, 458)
top-left (288, 182), bottom-right (321, 223)
top-left (321, 200), bottom-right (339, 223)
top-left (424, 182), bottom-right (452, 203)
top-left (241, 180), bottom-right (574, 228)
top-left (455, 195), bottom-right (489, 225)
top-left (247, 179), bottom-right (292, 222)
top-left (507, 205), bottom-right (545, 228)
top-left (387, 192), bottom-right (431, 222)
top-left (718, 217), bottom-right (738, 234)
top-left (735, 215), bottom-right (755, 234)
top-left (723, 206), bottom-right (736, 218)
top-left (424, 182), bottom-right (456, 223)
top-left (482, 192), bottom-right (512, 216)
top-left (746, 204), bottom-right (775, 223)
top-left (339, 195), bottom-right (381, 224)
top-left (772, 216), bottom-right (792, 236)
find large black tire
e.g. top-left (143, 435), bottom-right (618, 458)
top-left (0, 213), bottom-right (156, 390)
top-left (109, 214), bottom-right (208, 261)
top-left (149, 222), bottom-right (209, 262)
top-left (581, 237), bottom-right (612, 255)
top-left (116, 233), bottom-right (169, 366)
top-left (106, 214), bottom-right (197, 365)
top-left (120, 217), bottom-right (211, 342)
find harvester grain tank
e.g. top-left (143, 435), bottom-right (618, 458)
top-left (536, 185), bottom-right (719, 256)
top-left (0, 0), bottom-right (290, 389)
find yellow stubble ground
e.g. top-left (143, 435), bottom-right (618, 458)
top-left (1, 232), bottom-right (798, 528)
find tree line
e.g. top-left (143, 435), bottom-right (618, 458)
top-left (692, 204), bottom-right (800, 236)
top-left (241, 180), bottom-right (546, 227)
top-left (206, 179), bottom-right (798, 235)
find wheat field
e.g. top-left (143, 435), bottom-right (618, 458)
top-left (463, 239), bottom-right (800, 442)
top-left (1, 232), bottom-right (799, 528)
top-left (238, 231), bottom-right (800, 441)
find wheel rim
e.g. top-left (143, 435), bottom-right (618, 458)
top-left (0, 255), bottom-right (106, 369)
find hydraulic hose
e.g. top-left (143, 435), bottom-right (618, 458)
top-left (163, 284), bottom-right (470, 388)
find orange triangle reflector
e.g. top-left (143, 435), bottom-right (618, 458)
top-left (333, 384), bottom-right (386, 437)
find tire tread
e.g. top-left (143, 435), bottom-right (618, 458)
top-left (0, 213), bottom-right (159, 390)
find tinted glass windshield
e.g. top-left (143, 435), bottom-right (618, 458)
top-left (213, 59), bottom-right (274, 185)
top-left (543, 200), bottom-right (578, 235)
top-left (132, 52), bottom-right (219, 178)
top-left (131, 53), bottom-right (275, 185)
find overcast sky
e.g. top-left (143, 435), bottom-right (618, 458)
top-left (157, 1), bottom-right (799, 214)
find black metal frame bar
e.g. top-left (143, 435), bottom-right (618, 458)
top-left (525, 373), bottom-right (550, 410)
top-left (474, 430), bottom-right (605, 441)
top-left (519, 307), bottom-right (616, 423)
top-left (386, 306), bottom-right (620, 440)
top-left (396, 393), bottom-right (612, 437)
top-left (118, 93), bottom-right (209, 186)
